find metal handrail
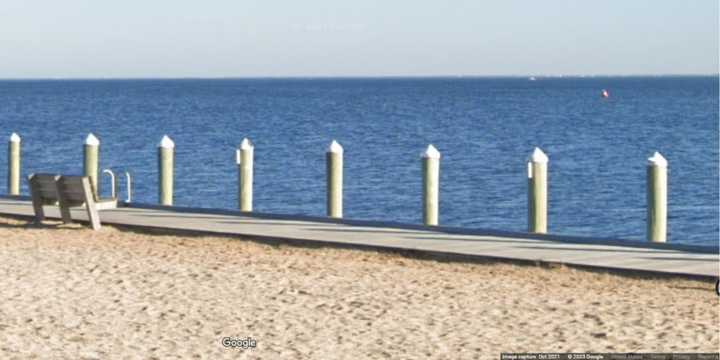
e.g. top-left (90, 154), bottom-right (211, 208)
top-left (124, 171), bottom-right (132, 203)
top-left (102, 169), bottom-right (117, 199)
top-left (102, 168), bottom-right (132, 203)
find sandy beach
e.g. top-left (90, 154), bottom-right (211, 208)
top-left (0, 215), bottom-right (717, 359)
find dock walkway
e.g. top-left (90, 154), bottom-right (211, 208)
top-left (0, 197), bottom-right (717, 280)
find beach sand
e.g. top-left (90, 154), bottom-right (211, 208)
top-left (0, 215), bottom-right (717, 359)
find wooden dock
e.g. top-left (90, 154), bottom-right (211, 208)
top-left (0, 197), bottom-right (717, 280)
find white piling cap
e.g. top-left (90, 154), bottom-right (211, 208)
top-left (327, 140), bottom-right (343, 154)
top-left (85, 133), bottom-right (100, 146)
top-left (158, 135), bottom-right (175, 148)
top-left (9, 133), bottom-right (21, 142)
top-left (647, 151), bottom-right (668, 167)
top-left (239, 138), bottom-right (253, 150)
top-left (529, 147), bottom-right (548, 163)
top-left (421, 144), bottom-right (441, 159)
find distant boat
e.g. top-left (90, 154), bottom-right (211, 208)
top-left (601, 89), bottom-right (609, 98)
top-left (529, 77), bottom-right (536, 81)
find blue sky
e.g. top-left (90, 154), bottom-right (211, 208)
top-left (1, 0), bottom-right (717, 77)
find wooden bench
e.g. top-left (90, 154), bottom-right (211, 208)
top-left (28, 174), bottom-right (117, 230)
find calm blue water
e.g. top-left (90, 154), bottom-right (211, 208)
top-left (0, 77), bottom-right (717, 246)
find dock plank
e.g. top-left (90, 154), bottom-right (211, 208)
top-left (0, 197), bottom-right (716, 280)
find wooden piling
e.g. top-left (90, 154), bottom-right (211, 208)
top-left (83, 133), bottom-right (100, 197)
top-left (422, 144), bottom-right (440, 226)
top-left (647, 152), bottom-right (668, 243)
top-left (528, 147), bottom-right (548, 233)
top-left (237, 138), bottom-right (254, 212)
top-left (326, 140), bottom-right (343, 218)
top-left (7, 133), bottom-right (21, 196)
top-left (158, 135), bottom-right (174, 206)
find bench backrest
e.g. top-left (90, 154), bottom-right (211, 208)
top-left (28, 173), bottom-right (62, 204)
top-left (56, 176), bottom-right (94, 207)
top-left (28, 173), bottom-right (94, 206)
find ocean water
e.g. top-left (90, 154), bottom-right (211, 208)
top-left (0, 77), bottom-right (717, 246)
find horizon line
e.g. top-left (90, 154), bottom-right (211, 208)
top-left (0, 73), bottom-right (718, 81)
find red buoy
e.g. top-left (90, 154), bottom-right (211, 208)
top-left (601, 89), bottom-right (609, 98)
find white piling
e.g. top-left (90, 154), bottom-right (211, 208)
top-left (158, 135), bottom-right (175, 206)
top-left (326, 140), bottom-right (343, 218)
top-left (7, 133), bottom-right (21, 195)
top-left (528, 147), bottom-right (548, 233)
top-left (422, 144), bottom-right (441, 226)
top-left (237, 138), bottom-right (254, 212)
top-left (647, 152), bottom-right (668, 243)
top-left (84, 133), bottom-right (100, 197)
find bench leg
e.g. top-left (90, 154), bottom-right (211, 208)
top-left (29, 179), bottom-right (45, 223)
top-left (59, 205), bottom-right (72, 224)
top-left (55, 179), bottom-right (73, 224)
top-left (31, 199), bottom-right (45, 223)
top-left (85, 202), bottom-right (101, 230)
top-left (81, 178), bottom-right (102, 230)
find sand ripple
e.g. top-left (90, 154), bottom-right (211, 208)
top-left (0, 216), bottom-right (717, 359)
